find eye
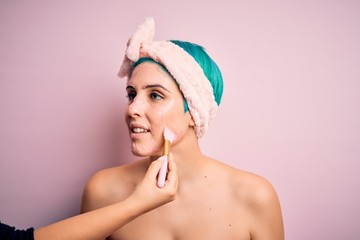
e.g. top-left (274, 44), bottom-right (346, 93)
top-left (150, 92), bottom-right (163, 100)
top-left (126, 91), bottom-right (136, 102)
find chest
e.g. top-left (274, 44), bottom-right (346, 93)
top-left (110, 190), bottom-right (251, 240)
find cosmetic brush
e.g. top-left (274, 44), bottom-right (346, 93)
top-left (157, 127), bottom-right (176, 188)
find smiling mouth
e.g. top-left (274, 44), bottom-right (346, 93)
top-left (131, 127), bottom-right (150, 133)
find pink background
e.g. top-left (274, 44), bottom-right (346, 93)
top-left (1, 1), bottom-right (359, 239)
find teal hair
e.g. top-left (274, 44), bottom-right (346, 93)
top-left (130, 41), bottom-right (224, 111)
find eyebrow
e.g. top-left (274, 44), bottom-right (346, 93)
top-left (126, 84), bottom-right (171, 93)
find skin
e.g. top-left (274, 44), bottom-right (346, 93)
top-left (81, 62), bottom-right (284, 240)
top-left (34, 156), bottom-right (177, 240)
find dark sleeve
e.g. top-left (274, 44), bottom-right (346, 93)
top-left (0, 222), bottom-right (34, 240)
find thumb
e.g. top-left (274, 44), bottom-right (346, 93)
top-left (145, 156), bottom-right (166, 179)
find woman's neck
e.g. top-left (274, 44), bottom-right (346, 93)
top-left (148, 128), bottom-right (209, 188)
top-left (170, 130), bottom-right (210, 186)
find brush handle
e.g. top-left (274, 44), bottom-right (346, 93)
top-left (164, 140), bottom-right (170, 155)
top-left (157, 155), bottom-right (168, 188)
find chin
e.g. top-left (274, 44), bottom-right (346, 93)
top-left (131, 146), bottom-right (162, 158)
top-left (131, 150), bottom-right (148, 157)
top-left (129, 137), bottom-right (163, 157)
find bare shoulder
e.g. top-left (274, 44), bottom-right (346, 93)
top-left (80, 158), bottom-right (149, 212)
top-left (213, 160), bottom-right (284, 239)
top-left (209, 159), bottom-right (282, 215)
top-left (233, 168), bottom-right (279, 209)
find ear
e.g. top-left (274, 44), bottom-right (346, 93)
top-left (189, 115), bottom-right (195, 127)
top-left (185, 111), bottom-right (195, 127)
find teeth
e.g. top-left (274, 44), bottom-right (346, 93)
top-left (132, 127), bottom-right (149, 133)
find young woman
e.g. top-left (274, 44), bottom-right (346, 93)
top-left (81, 17), bottom-right (284, 240)
top-left (1, 156), bottom-right (177, 240)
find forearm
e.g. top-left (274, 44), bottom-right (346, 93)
top-left (34, 195), bottom-right (147, 240)
top-left (39, 156), bottom-right (177, 240)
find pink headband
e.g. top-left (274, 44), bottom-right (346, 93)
top-left (118, 17), bottom-right (217, 138)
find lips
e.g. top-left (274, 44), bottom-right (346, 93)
top-left (129, 123), bottom-right (150, 134)
top-left (132, 127), bottom-right (150, 133)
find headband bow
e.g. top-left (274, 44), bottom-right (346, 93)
top-left (119, 17), bottom-right (217, 138)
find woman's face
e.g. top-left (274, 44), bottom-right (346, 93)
top-left (125, 62), bottom-right (192, 157)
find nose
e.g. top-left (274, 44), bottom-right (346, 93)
top-left (126, 97), bottom-right (144, 118)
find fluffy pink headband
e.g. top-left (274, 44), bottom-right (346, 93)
top-left (118, 17), bottom-right (217, 138)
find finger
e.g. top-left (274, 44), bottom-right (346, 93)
top-left (167, 152), bottom-right (176, 172)
top-left (145, 156), bottom-right (165, 179)
top-left (166, 154), bottom-right (177, 184)
top-left (165, 169), bottom-right (178, 192)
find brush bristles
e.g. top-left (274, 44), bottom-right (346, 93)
top-left (164, 127), bottom-right (176, 143)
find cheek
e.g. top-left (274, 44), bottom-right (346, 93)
top-left (159, 102), bottom-right (189, 136)
top-left (158, 104), bottom-right (173, 124)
